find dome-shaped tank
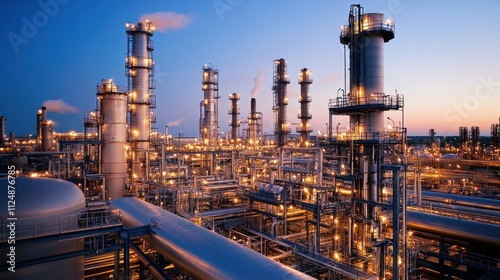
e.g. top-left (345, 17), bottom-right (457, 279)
top-left (0, 177), bottom-right (85, 280)
top-left (9, 155), bottom-right (29, 169)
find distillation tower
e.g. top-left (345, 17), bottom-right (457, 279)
top-left (228, 93), bottom-right (240, 143)
top-left (36, 106), bottom-right (54, 152)
top-left (98, 79), bottom-right (128, 200)
top-left (36, 108), bottom-right (44, 146)
top-left (492, 118), bottom-right (500, 148)
top-left (338, 5), bottom-right (396, 134)
top-left (273, 58), bottom-right (290, 147)
top-left (200, 64), bottom-right (220, 144)
top-left (297, 68), bottom-right (313, 146)
top-left (329, 4), bottom-right (405, 279)
top-left (0, 116), bottom-right (5, 146)
top-left (248, 98), bottom-right (262, 145)
top-left (125, 21), bottom-right (155, 184)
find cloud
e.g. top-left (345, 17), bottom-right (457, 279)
top-left (42, 99), bottom-right (78, 114)
top-left (287, 87), bottom-right (298, 99)
top-left (251, 69), bottom-right (265, 98)
top-left (318, 73), bottom-right (341, 85)
top-left (139, 12), bottom-right (192, 33)
top-left (167, 118), bottom-right (184, 127)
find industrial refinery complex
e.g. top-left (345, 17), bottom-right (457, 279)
top-left (1, 4), bottom-right (500, 280)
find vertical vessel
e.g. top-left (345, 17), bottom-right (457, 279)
top-left (228, 93), bottom-right (240, 143)
top-left (297, 68), bottom-right (313, 146)
top-left (339, 6), bottom-right (395, 134)
top-left (273, 58), bottom-right (290, 147)
top-left (200, 64), bottom-right (220, 145)
top-left (126, 21), bottom-right (155, 183)
top-left (98, 79), bottom-right (128, 200)
top-left (248, 98), bottom-right (261, 145)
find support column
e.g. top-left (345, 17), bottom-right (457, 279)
top-left (114, 249), bottom-right (120, 279)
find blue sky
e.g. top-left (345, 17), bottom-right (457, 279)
top-left (2, 0), bottom-right (500, 138)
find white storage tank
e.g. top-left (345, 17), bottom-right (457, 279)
top-left (0, 177), bottom-right (85, 280)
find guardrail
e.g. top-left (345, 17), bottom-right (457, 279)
top-left (1, 210), bottom-right (122, 242)
top-left (329, 94), bottom-right (403, 110)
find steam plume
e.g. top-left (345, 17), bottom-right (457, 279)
top-left (42, 99), bottom-right (78, 114)
top-left (167, 118), bottom-right (184, 127)
top-left (140, 12), bottom-right (192, 33)
top-left (251, 69), bottom-right (265, 98)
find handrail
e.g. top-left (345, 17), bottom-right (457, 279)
top-left (329, 94), bottom-right (403, 109)
top-left (1, 210), bottom-right (122, 242)
top-left (340, 20), bottom-right (395, 38)
top-left (335, 130), bottom-right (404, 142)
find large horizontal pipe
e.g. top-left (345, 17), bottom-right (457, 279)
top-left (419, 200), bottom-right (500, 219)
top-left (421, 191), bottom-right (500, 211)
top-left (110, 198), bottom-right (314, 280)
top-left (408, 190), bottom-right (500, 212)
top-left (407, 211), bottom-right (500, 246)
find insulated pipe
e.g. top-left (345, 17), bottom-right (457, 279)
top-left (415, 171), bottom-right (422, 206)
top-left (407, 211), bottom-right (500, 246)
top-left (110, 198), bottom-right (314, 280)
top-left (419, 201), bottom-right (500, 218)
top-left (391, 166), bottom-right (401, 280)
top-left (282, 147), bottom-right (323, 183)
top-left (408, 190), bottom-right (500, 212)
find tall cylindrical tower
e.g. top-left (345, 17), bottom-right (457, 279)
top-left (200, 64), bottom-right (219, 145)
top-left (340, 8), bottom-right (395, 134)
top-left (36, 109), bottom-right (42, 145)
top-left (248, 98), bottom-right (260, 145)
top-left (41, 122), bottom-right (52, 152)
top-left (126, 21), bottom-right (155, 182)
top-left (332, 6), bottom-right (405, 276)
top-left (36, 106), bottom-right (47, 148)
top-left (39, 108), bottom-right (52, 153)
top-left (98, 79), bottom-right (128, 200)
top-left (297, 68), bottom-right (313, 146)
top-left (459, 126), bottom-right (469, 147)
top-left (273, 58), bottom-right (290, 147)
top-left (0, 116), bottom-right (5, 146)
top-left (228, 93), bottom-right (240, 142)
top-left (471, 126), bottom-right (480, 151)
top-left (492, 120), bottom-right (500, 149)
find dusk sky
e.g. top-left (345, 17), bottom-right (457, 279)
top-left (2, 1), bottom-right (500, 138)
